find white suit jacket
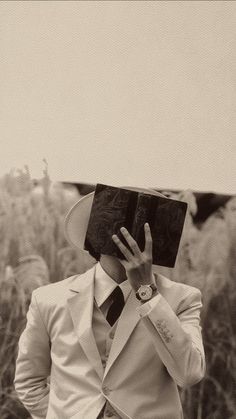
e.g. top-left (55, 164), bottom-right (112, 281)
top-left (14, 265), bottom-right (205, 419)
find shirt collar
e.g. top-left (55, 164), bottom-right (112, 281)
top-left (94, 262), bottom-right (131, 308)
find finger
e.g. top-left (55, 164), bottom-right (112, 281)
top-left (144, 223), bottom-right (153, 254)
top-left (112, 234), bottom-right (134, 262)
top-left (120, 227), bottom-right (142, 258)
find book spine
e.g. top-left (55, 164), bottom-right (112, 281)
top-left (132, 193), bottom-right (152, 252)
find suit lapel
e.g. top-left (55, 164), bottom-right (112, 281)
top-left (104, 289), bottom-right (140, 378)
top-left (67, 267), bottom-right (104, 380)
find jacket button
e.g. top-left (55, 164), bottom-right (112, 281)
top-left (102, 386), bottom-right (111, 396)
top-left (109, 331), bottom-right (115, 339)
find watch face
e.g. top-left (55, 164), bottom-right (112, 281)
top-left (138, 285), bottom-right (153, 301)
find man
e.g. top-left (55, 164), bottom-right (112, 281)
top-left (14, 187), bottom-right (205, 419)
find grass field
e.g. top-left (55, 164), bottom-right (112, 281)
top-left (0, 167), bottom-right (235, 419)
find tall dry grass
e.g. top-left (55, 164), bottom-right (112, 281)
top-left (175, 195), bottom-right (236, 419)
top-left (0, 168), bottom-right (235, 418)
top-left (0, 167), bottom-right (95, 418)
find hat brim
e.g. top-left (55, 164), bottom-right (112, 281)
top-left (64, 192), bottom-right (95, 250)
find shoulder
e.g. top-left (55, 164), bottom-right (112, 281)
top-left (32, 273), bottom-right (83, 306)
top-left (157, 274), bottom-right (201, 296)
top-left (156, 273), bottom-right (202, 312)
top-left (32, 265), bottom-right (96, 306)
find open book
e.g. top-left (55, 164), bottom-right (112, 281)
top-left (84, 184), bottom-right (187, 267)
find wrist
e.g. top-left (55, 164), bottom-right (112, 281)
top-left (131, 274), bottom-right (156, 292)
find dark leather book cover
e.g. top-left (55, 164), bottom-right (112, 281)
top-left (84, 184), bottom-right (187, 267)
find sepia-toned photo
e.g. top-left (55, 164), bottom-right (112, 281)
top-left (1, 2), bottom-right (235, 419)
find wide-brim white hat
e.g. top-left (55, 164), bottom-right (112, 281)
top-left (64, 186), bottom-right (166, 253)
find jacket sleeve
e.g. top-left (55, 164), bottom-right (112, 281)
top-left (14, 290), bottom-right (51, 419)
top-left (138, 287), bottom-right (205, 388)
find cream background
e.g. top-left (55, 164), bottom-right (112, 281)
top-left (1, 1), bottom-right (235, 193)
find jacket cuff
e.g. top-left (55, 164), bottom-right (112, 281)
top-left (137, 293), bottom-right (162, 317)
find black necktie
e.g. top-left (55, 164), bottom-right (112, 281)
top-left (106, 286), bottom-right (125, 326)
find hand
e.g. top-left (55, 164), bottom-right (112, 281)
top-left (112, 223), bottom-right (155, 292)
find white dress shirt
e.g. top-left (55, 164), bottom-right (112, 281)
top-left (94, 262), bottom-right (132, 317)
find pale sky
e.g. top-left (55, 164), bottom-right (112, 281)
top-left (1, 1), bottom-right (235, 194)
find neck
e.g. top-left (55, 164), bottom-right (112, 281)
top-left (100, 255), bottom-right (127, 284)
